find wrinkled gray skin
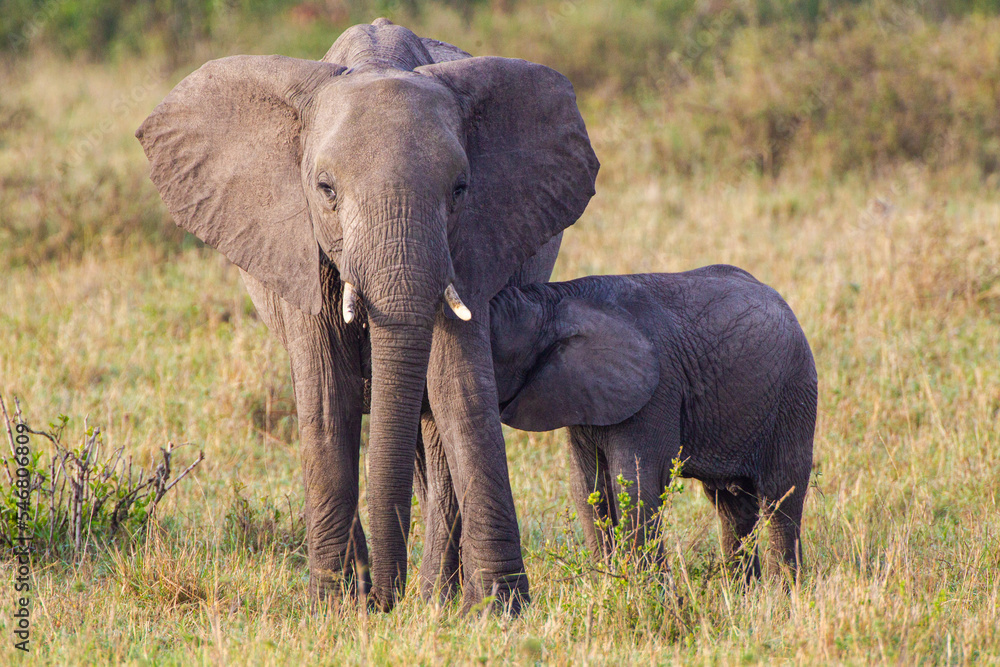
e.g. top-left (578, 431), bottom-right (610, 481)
top-left (135, 19), bottom-right (599, 613)
top-left (488, 265), bottom-right (817, 577)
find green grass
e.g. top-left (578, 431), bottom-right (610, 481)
top-left (2, 4), bottom-right (1000, 663)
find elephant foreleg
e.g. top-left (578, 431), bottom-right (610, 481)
top-left (567, 428), bottom-right (616, 563)
top-left (425, 310), bottom-right (529, 615)
top-left (602, 409), bottom-right (682, 565)
top-left (606, 445), bottom-right (669, 562)
top-left (241, 268), bottom-right (370, 602)
top-left (294, 351), bottom-right (369, 601)
top-left (415, 235), bottom-right (562, 613)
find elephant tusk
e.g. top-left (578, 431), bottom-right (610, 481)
top-left (444, 283), bottom-right (472, 321)
top-left (342, 282), bottom-right (358, 324)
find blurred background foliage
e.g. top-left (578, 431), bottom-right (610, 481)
top-left (3, 0), bottom-right (998, 176)
top-left (3, 0), bottom-right (1000, 60)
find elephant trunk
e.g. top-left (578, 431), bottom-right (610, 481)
top-left (342, 195), bottom-right (451, 611)
top-left (365, 321), bottom-right (431, 610)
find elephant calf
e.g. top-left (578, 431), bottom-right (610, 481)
top-left (489, 264), bottom-right (817, 578)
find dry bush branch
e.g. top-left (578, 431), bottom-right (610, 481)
top-left (0, 394), bottom-right (204, 559)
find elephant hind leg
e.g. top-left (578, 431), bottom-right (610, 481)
top-left (760, 482), bottom-right (806, 581)
top-left (703, 480), bottom-right (761, 581)
top-left (759, 445), bottom-right (810, 582)
top-left (414, 413), bottom-right (462, 603)
top-left (760, 386), bottom-right (816, 581)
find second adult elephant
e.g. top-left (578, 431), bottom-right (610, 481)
top-left (136, 19), bottom-right (599, 612)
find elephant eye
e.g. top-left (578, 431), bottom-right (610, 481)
top-left (451, 179), bottom-right (468, 206)
top-left (317, 175), bottom-right (337, 209)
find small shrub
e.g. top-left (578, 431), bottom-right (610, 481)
top-left (0, 395), bottom-right (204, 560)
top-left (539, 453), bottom-right (694, 636)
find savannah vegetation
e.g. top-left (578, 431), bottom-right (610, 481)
top-left (1, 0), bottom-right (998, 663)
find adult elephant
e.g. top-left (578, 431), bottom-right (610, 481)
top-left (136, 19), bottom-right (599, 613)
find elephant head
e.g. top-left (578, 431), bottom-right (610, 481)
top-left (136, 20), bottom-right (599, 608)
top-left (490, 285), bottom-right (659, 431)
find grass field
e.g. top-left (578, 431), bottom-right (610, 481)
top-left (2, 3), bottom-right (1000, 664)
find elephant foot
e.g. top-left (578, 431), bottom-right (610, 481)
top-left (723, 548), bottom-right (761, 587)
top-left (365, 586), bottom-right (399, 614)
top-left (462, 571), bottom-right (530, 617)
top-left (308, 565), bottom-right (370, 611)
top-left (420, 574), bottom-right (461, 607)
top-left (419, 549), bottom-right (463, 605)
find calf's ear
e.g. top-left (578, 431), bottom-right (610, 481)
top-left (500, 298), bottom-right (659, 432)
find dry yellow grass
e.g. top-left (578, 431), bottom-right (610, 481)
top-left (1, 32), bottom-right (999, 664)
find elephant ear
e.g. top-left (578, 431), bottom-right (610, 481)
top-left (418, 57), bottom-right (600, 303)
top-left (136, 55), bottom-right (345, 315)
top-left (500, 298), bottom-right (659, 432)
top-left (420, 37), bottom-right (471, 63)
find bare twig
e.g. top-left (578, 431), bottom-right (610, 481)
top-left (545, 550), bottom-right (631, 581)
top-left (1, 395), bottom-right (16, 484)
top-left (159, 446), bottom-right (204, 499)
top-left (2, 395), bottom-right (205, 558)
